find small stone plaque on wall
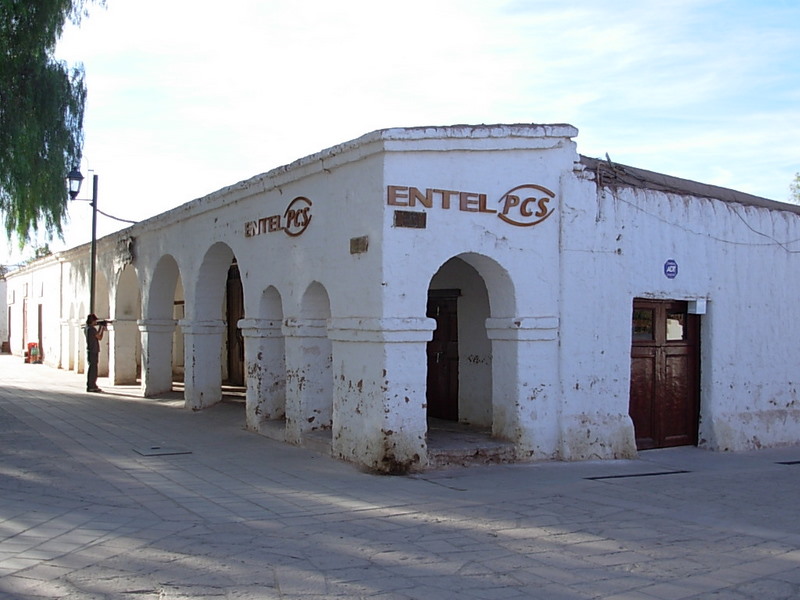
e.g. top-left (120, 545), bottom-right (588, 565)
top-left (394, 210), bottom-right (426, 229)
top-left (350, 236), bottom-right (369, 254)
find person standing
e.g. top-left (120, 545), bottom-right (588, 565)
top-left (85, 314), bottom-right (106, 392)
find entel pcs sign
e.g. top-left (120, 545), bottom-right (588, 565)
top-left (244, 196), bottom-right (313, 238)
top-left (387, 184), bottom-right (556, 227)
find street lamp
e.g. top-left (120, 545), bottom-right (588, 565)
top-left (66, 166), bottom-right (99, 315)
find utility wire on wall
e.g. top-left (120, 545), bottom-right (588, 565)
top-left (96, 208), bottom-right (137, 224)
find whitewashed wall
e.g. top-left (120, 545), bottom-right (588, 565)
top-left (3, 257), bottom-right (63, 366)
top-left (560, 166), bottom-right (800, 455)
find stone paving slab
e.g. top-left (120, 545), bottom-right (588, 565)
top-left (1, 355), bottom-right (800, 599)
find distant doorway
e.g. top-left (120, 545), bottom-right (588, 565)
top-left (629, 299), bottom-right (700, 449)
top-left (426, 290), bottom-right (460, 421)
top-left (226, 262), bottom-right (245, 386)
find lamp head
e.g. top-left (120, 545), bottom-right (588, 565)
top-left (67, 166), bottom-right (84, 200)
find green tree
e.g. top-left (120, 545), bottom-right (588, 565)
top-left (791, 172), bottom-right (800, 203)
top-left (0, 0), bottom-right (103, 247)
top-left (26, 243), bottom-right (52, 262)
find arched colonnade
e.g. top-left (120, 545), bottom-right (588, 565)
top-left (59, 240), bottom-right (558, 472)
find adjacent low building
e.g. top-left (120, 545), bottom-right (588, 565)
top-left (5, 124), bottom-right (800, 472)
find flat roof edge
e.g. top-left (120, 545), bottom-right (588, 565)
top-left (238, 123), bottom-right (579, 191)
top-left (141, 123), bottom-right (581, 232)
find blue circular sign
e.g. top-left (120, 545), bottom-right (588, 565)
top-left (664, 259), bottom-right (678, 279)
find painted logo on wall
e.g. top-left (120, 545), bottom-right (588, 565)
top-left (245, 196), bottom-right (313, 238)
top-left (664, 259), bottom-right (678, 279)
top-left (497, 184), bottom-right (556, 227)
top-left (387, 183), bottom-right (556, 228)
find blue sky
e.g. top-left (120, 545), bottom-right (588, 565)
top-left (4, 0), bottom-right (799, 263)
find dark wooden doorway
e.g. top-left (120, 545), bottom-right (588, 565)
top-left (226, 262), bottom-right (245, 386)
top-left (629, 299), bottom-right (700, 450)
top-left (426, 290), bottom-right (460, 421)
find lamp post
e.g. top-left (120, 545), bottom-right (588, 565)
top-left (67, 167), bottom-right (98, 315)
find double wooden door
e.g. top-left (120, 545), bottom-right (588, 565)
top-left (629, 299), bottom-right (700, 450)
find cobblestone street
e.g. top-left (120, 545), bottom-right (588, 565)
top-left (1, 355), bottom-right (799, 599)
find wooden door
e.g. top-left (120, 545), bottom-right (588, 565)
top-left (630, 299), bottom-right (700, 450)
top-left (226, 263), bottom-right (245, 386)
top-left (426, 290), bottom-right (460, 421)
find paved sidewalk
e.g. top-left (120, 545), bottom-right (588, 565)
top-left (1, 355), bottom-right (799, 599)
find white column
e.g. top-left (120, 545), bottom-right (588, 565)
top-left (238, 318), bottom-right (286, 432)
top-left (328, 317), bottom-right (435, 474)
top-left (98, 328), bottom-right (110, 377)
top-left (74, 321), bottom-right (85, 374)
top-left (282, 318), bottom-right (331, 444)
top-left (180, 319), bottom-right (225, 410)
top-left (139, 319), bottom-right (176, 397)
top-left (486, 316), bottom-right (561, 459)
top-left (59, 318), bottom-right (74, 370)
top-left (109, 318), bottom-right (139, 385)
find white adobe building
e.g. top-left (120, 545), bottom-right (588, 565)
top-left (5, 124), bottom-right (800, 473)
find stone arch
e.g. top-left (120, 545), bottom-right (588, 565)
top-left (95, 271), bottom-right (111, 318)
top-left (301, 281), bottom-right (331, 317)
top-left (111, 265), bottom-right (142, 384)
top-left (426, 253), bottom-right (517, 435)
top-left (243, 285), bottom-right (287, 434)
top-left (115, 266), bottom-right (141, 318)
top-left (182, 242), bottom-right (245, 410)
top-left (141, 254), bottom-right (183, 397)
top-left (456, 252), bottom-right (517, 318)
top-left (284, 281), bottom-right (333, 443)
top-left (146, 254), bottom-right (181, 320)
top-left (261, 286), bottom-right (283, 320)
top-left (300, 281), bottom-right (333, 430)
top-left (75, 301), bottom-right (87, 375)
top-left (63, 303), bottom-right (76, 371)
top-left (95, 272), bottom-right (111, 378)
top-left (192, 242), bottom-right (234, 321)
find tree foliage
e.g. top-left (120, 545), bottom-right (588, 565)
top-left (791, 172), bottom-right (800, 204)
top-left (0, 0), bottom-right (102, 246)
